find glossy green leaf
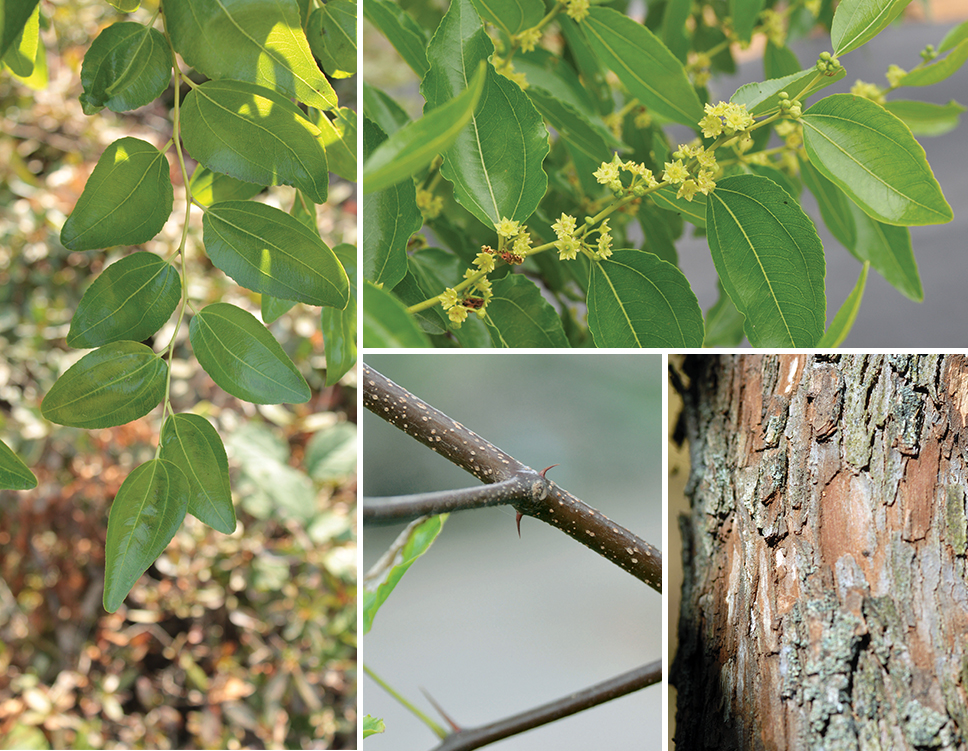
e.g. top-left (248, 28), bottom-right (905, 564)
top-left (583, 6), bottom-right (703, 127)
top-left (652, 185), bottom-right (707, 228)
top-left (189, 165), bottom-right (264, 206)
top-left (847, 201), bottom-right (922, 300)
top-left (801, 94), bottom-right (953, 226)
top-left (817, 261), bottom-right (869, 347)
top-left (2, 1), bottom-right (38, 76)
top-left (831, 0), bottom-right (911, 56)
top-left (41, 341), bottom-right (167, 429)
top-left (1, 0), bottom-right (40, 59)
top-left (261, 294), bottom-right (296, 324)
top-left (895, 39), bottom-right (968, 87)
top-left (731, 0), bottom-right (765, 43)
top-left (706, 174), bottom-right (826, 347)
top-left (361, 0), bottom-right (429, 78)
top-left (481, 275), bottom-right (569, 347)
top-left (661, 0), bottom-right (691, 62)
top-left (68, 252), bottom-right (181, 349)
top-left (181, 80), bottom-right (328, 204)
top-left (363, 515), bottom-right (447, 634)
top-left (800, 156), bottom-right (857, 252)
top-left (362, 83), bottom-right (411, 136)
top-left (189, 303), bottom-right (310, 404)
top-left (362, 282), bottom-right (431, 348)
top-left (731, 65), bottom-right (845, 116)
top-left (160, 414), bottom-right (235, 534)
top-left (939, 19), bottom-right (968, 53)
top-left (312, 107), bottom-right (356, 182)
top-left (883, 99), bottom-right (966, 136)
top-left (422, 0), bottom-right (549, 228)
top-left (362, 117), bottom-right (421, 288)
top-left (103, 459), bottom-right (189, 612)
top-left (364, 62), bottom-right (485, 194)
top-left (703, 283), bottom-right (746, 347)
top-left (79, 22), bottom-right (172, 115)
top-left (164, 0), bottom-right (336, 110)
top-left (60, 137), bottom-right (173, 251)
top-left (203, 200), bottom-right (349, 308)
top-left (0, 439), bottom-right (36, 490)
top-left (306, 0), bottom-right (356, 79)
top-left (362, 716), bottom-right (386, 739)
top-left (587, 249), bottom-right (704, 347)
top-left (321, 243), bottom-right (357, 386)
top-left (469, 0), bottom-right (543, 37)
top-left (5, 13), bottom-right (46, 90)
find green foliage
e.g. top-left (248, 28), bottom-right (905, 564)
top-left (5, 0), bottom-right (356, 612)
top-left (362, 0), bottom-right (961, 348)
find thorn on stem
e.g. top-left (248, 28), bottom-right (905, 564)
top-left (540, 464), bottom-right (559, 478)
top-left (516, 511), bottom-right (523, 538)
top-left (421, 687), bottom-right (462, 732)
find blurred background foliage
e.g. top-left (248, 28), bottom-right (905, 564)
top-left (1, 0), bottom-right (357, 747)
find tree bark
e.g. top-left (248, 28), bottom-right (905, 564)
top-left (672, 354), bottom-right (968, 750)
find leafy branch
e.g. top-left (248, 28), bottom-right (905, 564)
top-left (361, 364), bottom-right (661, 592)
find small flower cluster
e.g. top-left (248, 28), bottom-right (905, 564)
top-left (815, 51), bottom-right (842, 76)
top-left (686, 51), bottom-right (712, 88)
top-left (759, 9), bottom-right (786, 47)
top-left (439, 258), bottom-right (495, 326)
top-left (886, 64), bottom-right (907, 88)
top-left (699, 101), bottom-right (756, 139)
top-left (514, 26), bottom-right (543, 54)
top-left (662, 143), bottom-right (719, 201)
top-left (564, 0), bottom-right (589, 22)
top-left (416, 187), bottom-right (444, 219)
top-left (850, 80), bottom-right (886, 104)
top-left (551, 212), bottom-right (613, 260)
top-left (593, 153), bottom-right (659, 197)
top-left (493, 57), bottom-right (528, 89)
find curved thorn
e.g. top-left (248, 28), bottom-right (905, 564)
top-left (516, 511), bottom-right (523, 538)
top-left (540, 464), bottom-right (559, 478)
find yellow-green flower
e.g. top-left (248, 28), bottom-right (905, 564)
top-left (724, 103), bottom-right (755, 133)
top-left (662, 159), bottom-right (689, 184)
top-left (593, 158), bottom-right (621, 187)
top-left (516, 26), bottom-right (543, 53)
top-left (448, 305), bottom-right (469, 324)
top-left (677, 179), bottom-right (700, 201)
top-left (513, 232), bottom-right (533, 256)
top-left (552, 213), bottom-right (577, 239)
top-left (696, 170), bottom-right (716, 195)
top-left (495, 217), bottom-right (521, 238)
top-left (565, 0), bottom-right (590, 22)
top-left (440, 288), bottom-right (461, 310)
top-left (850, 80), bottom-right (885, 104)
top-left (556, 236), bottom-right (580, 261)
top-left (886, 64), bottom-right (907, 88)
top-left (474, 252), bottom-right (496, 274)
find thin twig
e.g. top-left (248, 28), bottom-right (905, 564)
top-left (428, 661), bottom-right (662, 751)
top-left (362, 364), bottom-right (662, 591)
top-left (362, 478), bottom-right (528, 524)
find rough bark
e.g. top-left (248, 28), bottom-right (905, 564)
top-left (672, 354), bottom-right (968, 751)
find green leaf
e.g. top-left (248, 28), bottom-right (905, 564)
top-left (60, 137), bottom-right (173, 251)
top-left (817, 261), bottom-right (869, 347)
top-left (883, 99), bottom-right (966, 137)
top-left (1, 0), bottom-right (40, 59)
top-left (801, 94), bottom-right (953, 226)
top-left (4, 11), bottom-right (46, 90)
top-left (582, 6), bottom-right (703, 127)
top-left (362, 715), bottom-right (386, 739)
top-left (362, 83), bottom-right (411, 136)
top-left (0, 439), bottom-right (36, 490)
top-left (800, 156), bottom-right (857, 252)
top-left (41, 341), bottom-right (167, 428)
top-left (362, 282), bottom-right (431, 347)
top-left (261, 294), bottom-right (296, 324)
top-left (189, 303), bottom-right (310, 404)
top-left (306, 0), bottom-right (356, 79)
top-left (706, 174), bottom-right (826, 347)
top-left (312, 107), bottom-right (357, 182)
top-left (363, 62), bottom-right (486, 194)
top-left (361, 117), bottom-right (421, 287)
top-left (895, 39), bottom-right (968, 87)
top-left (164, 0), bottom-right (336, 109)
top-left (587, 249), bottom-right (704, 347)
top-left (106, 0), bottom-right (140, 10)
top-left (321, 243), bottom-right (357, 386)
top-left (763, 40), bottom-right (801, 79)
top-left (159, 414), bottom-right (235, 534)
top-left (422, 0), bottom-right (549, 227)
top-left (469, 0), bottom-right (543, 38)
top-left (661, 0), bottom-right (692, 62)
top-left (68, 252), bottom-right (180, 349)
top-left (304, 422), bottom-right (356, 482)
top-left (103, 459), bottom-right (189, 612)
top-left (652, 185), bottom-right (706, 228)
top-left (831, 0), bottom-right (911, 56)
top-left (79, 22), bottom-right (172, 115)
top-left (363, 515), bottom-right (447, 634)
top-left (731, 65), bottom-right (845, 116)
top-left (181, 80), bottom-right (329, 204)
top-left (939, 19), bottom-right (968, 53)
top-left (203, 200), bottom-right (349, 308)
top-left (481, 275), bottom-right (569, 347)
top-left (731, 0), bottom-right (765, 43)
top-left (361, 0), bottom-right (429, 78)
top-left (189, 166), bottom-right (264, 206)
top-left (2, 1), bottom-right (38, 77)
top-left (846, 201), bottom-right (922, 300)
top-left (702, 283), bottom-right (746, 347)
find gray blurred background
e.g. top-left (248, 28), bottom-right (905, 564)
top-left (361, 353), bottom-right (662, 750)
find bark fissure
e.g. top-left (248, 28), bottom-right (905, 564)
top-left (673, 355), bottom-right (968, 750)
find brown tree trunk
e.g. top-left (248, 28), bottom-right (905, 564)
top-left (671, 354), bottom-right (968, 751)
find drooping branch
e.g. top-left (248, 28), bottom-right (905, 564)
top-left (427, 660), bottom-right (662, 751)
top-left (362, 364), bottom-right (662, 592)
